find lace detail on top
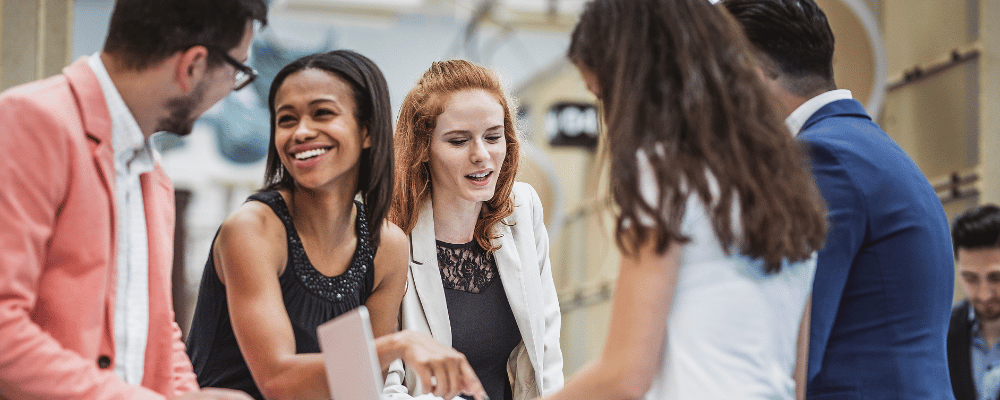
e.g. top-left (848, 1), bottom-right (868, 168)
top-left (256, 191), bottom-right (375, 303)
top-left (437, 240), bottom-right (498, 293)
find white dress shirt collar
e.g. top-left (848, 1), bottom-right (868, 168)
top-left (87, 54), bottom-right (153, 168)
top-left (785, 89), bottom-right (853, 136)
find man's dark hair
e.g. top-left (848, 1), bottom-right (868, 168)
top-left (721, 0), bottom-right (836, 95)
top-left (103, 0), bottom-right (268, 71)
top-left (952, 204), bottom-right (1000, 258)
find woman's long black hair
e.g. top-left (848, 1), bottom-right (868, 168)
top-left (261, 50), bottom-right (394, 246)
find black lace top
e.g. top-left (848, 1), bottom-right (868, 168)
top-left (438, 240), bottom-right (522, 400)
top-left (186, 190), bottom-right (376, 400)
top-left (438, 240), bottom-right (499, 293)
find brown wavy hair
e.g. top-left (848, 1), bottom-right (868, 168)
top-left (568, 0), bottom-right (827, 272)
top-left (390, 60), bottom-right (520, 251)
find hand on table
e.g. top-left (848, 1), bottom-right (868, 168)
top-left (394, 330), bottom-right (489, 400)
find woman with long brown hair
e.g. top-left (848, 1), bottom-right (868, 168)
top-left (542, 0), bottom-right (827, 399)
top-left (385, 59), bottom-right (563, 400)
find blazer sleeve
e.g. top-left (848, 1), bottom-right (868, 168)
top-left (801, 137), bottom-right (867, 383)
top-left (525, 184), bottom-right (565, 394)
top-left (0, 91), bottom-right (164, 399)
top-left (169, 321), bottom-right (199, 395)
top-left (381, 359), bottom-right (412, 399)
top-left (948, 301), bottom-right (976, 400)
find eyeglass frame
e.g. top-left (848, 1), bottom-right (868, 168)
top-left (204, 45), bottom-right (257, 91)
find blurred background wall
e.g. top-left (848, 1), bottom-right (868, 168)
top-left (1, 0), bottom-right (997, 379)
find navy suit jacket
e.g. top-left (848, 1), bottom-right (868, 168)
top-left (948, 300), bottom-right (977, 400)
top-left (801, 99), bottom-right (955, 399)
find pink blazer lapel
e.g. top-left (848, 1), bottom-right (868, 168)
top-left (64, 58), bottom-right (115, 203)
top-left (63, 58), bottom-right (119, 358)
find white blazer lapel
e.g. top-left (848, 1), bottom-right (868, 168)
top-left (408, 199), bottom-right (452, 345)
top-left (494, 218), bottom-right (540, 371)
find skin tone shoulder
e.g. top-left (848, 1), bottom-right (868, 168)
top-left (429, 88), bottom-right (507, 242)
top-left (212, 67), bottom-right (485, 400)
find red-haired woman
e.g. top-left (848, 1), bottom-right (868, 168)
top-left (386, 60), bottom-right (564, 400)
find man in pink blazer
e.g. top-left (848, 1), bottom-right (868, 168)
top-left (0, 1), bottom-right (266, 399)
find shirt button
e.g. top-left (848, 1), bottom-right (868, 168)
top-left (97, 355), bottom-right (112, 369)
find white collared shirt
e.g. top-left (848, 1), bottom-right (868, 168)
top-left (784, 89), bottom-right (853, 136)
top-left (88, 54), bottom-right (152, 385)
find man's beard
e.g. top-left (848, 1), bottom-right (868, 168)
top-left (974, 301), bottom-right (1000, 322)
top-left (155, 78), bottom-right (209, 136)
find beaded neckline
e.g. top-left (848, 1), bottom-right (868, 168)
top-left (251, 191), bottom-right (374, 303)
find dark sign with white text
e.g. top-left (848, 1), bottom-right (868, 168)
top-left (545, 102), bottom-right (598, 149)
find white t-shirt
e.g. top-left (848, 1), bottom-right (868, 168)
top-left (635, 152), bottom-right (816, 399)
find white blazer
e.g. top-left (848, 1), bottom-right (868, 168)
top-left (383, 182), bottom-right (564, 400)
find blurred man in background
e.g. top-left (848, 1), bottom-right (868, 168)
top-left (950, 204), bottom-right (1000, 400)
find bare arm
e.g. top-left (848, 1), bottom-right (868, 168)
top-left (544, 237), bottom-right (682, 400)
top-left (795, 296), bottom-right (811, 400)
top-left (367, 222), bottom-right (409, 357)
top-left (215, 202), bottom-right (329, 400)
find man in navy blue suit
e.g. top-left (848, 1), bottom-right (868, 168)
top-left (722, 0), bottom-right (955, 398)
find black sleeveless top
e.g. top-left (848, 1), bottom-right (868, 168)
top-left (186, 190), bottom-right (376, 400)
top-left (438, 240), bottom-right (522, 400)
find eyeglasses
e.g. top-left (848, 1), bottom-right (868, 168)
top-left (206, 45), bottom-right (257, 91)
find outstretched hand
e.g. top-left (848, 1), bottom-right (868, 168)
top-left (393, 330), bottom-right (490, 400)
